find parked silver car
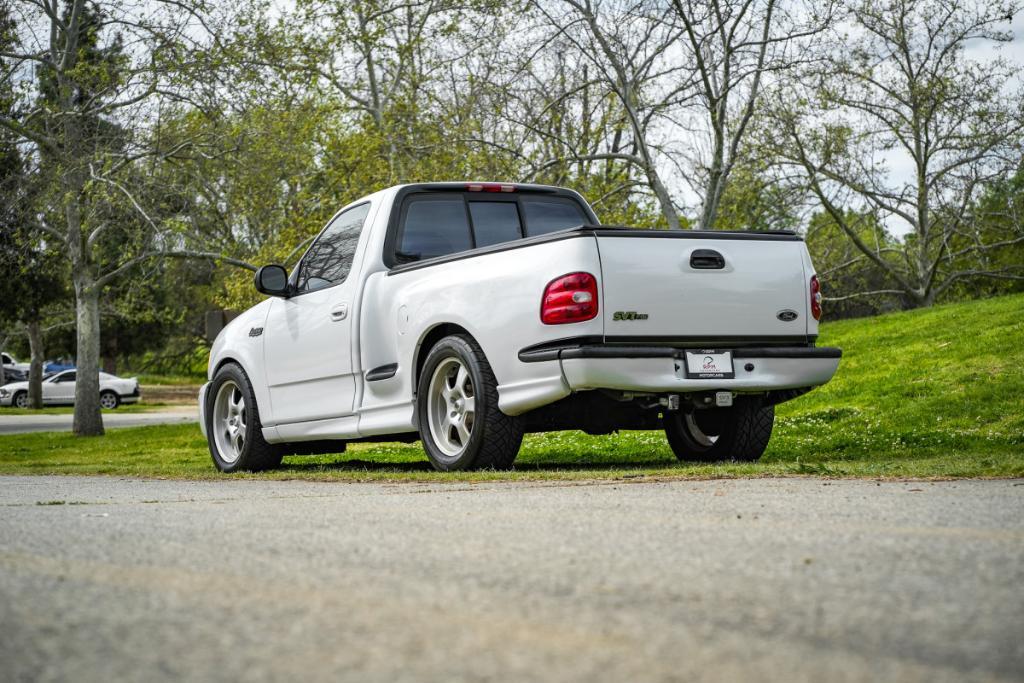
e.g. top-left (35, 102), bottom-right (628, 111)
top-left (0, 370), bottom-right (141, 409)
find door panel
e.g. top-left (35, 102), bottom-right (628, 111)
top-left (260, 201), bottom-right (370, 426)
top-left (48, 373), bottom-right (76, 404)
top-left (263, 285), bottom-right (356, 424)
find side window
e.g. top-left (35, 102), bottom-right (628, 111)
top-left (468, 201), bottom-right (522, 247)
top-left (297, 203), bottom-right (371, 293)
top-left (521, 197), bottom-right (588, 237)
top-left (57, 371), bottom-right (76, 383)
top-left (398, 197), bottom-right (473, 260)
top-left (1, 353), bottom-right (11, 364)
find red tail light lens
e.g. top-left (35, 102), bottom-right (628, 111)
top-left (541, 272), bottom-right (598, 324)
top-left (810, 275), bottom-right (822, 321)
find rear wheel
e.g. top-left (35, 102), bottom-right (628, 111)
top-left (205, 362), bottom-right (283, 473)
top-left (99, 390), bottom-right (120, 409)
top-left (664, 397), bottom-right (774, 462)
top-left (417, 334), bottom-right (523, 471)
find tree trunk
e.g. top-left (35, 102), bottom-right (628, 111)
top-left (699, 119), bottom-right (727, 231)
top-left (27, 320), bottom-right (44, 410)
top-left (72, 285), bottom-right (104, 436)
top-left (649, 169), bottom-right (683, 231)
top-left (103, 335), bottom-right (117, 375)
top-left (698, 174), bottom-right (724, 231)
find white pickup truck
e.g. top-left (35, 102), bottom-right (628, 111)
top-left (200, 182), bottom-right (840, 472)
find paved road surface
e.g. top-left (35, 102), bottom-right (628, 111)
top-left (0, 405), bottom-right (196, 434)
top-left (1, 476), bottom-right (1021, 682)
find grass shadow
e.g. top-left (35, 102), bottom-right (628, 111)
top-left (278, 452), bottom-right (683, 473)
top-left (279, 457), bottom-right (436, 473)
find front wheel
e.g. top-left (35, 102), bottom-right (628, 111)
top-left (204, 362), bottom-right (283, 473)
top-left (13, 391), bottom-right (27, 409)
top-left (416, 334), bottom-right (523, 471)
top-left (664, 397), bottom-right (774, 462)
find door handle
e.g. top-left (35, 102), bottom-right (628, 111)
top-left (330, 303), bottom-right (349, 321)
top-left (690, 249), bottom-right (726, 269)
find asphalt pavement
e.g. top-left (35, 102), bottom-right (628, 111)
top-left (0, 405), bottom-right (196, 434)
top-left (1, 476), bottom-right (1021, 682)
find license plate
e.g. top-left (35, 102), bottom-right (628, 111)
top-left (684, 350), bottom-right (734, 379)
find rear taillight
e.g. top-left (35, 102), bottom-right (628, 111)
top-left (541, 272), bottom-right (598, 324)
top-left (810, 275), bottom-right (822, 320)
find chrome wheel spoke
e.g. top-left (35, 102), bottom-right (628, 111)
top-left (427, 357), bottom-right (476, 458)
top-left (454, 418), bottom-right (471, 446)
top-left (455, 366), bottom-right (470, 396)
top-left (212, 380), bottom-right (247, 465)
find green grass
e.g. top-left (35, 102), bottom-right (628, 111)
top-left (1, 293), bottom-right (1021, 481)
top-left (135, 374), bottom-right (204, 386)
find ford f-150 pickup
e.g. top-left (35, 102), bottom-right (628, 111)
top-left (199, 182), bottom-right (841, 472)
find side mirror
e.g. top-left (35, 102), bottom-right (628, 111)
top-left (254, 265), bottom-right (290, 297)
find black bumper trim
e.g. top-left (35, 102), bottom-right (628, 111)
top-left (518, 344), bottom-right (842, 363)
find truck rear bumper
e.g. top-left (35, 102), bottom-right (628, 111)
top-left (521, 344), bottom-right (841, 395)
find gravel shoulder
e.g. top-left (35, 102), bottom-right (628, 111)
top-left (1, 476), bottom-right (1021, 682)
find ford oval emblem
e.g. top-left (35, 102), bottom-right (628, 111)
top-left (777, 309), bottom-right (799, 322)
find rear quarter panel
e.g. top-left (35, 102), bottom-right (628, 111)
top-left (358, 234), bottom-right (604, 425)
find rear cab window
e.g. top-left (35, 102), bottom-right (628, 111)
top-left (392, 189), bottom-right (592, 265)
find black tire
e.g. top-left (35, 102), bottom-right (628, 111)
top-left (664, 397), bottom-right (774, 462)
top-left (416, 334), bottom-right (523, 471)
top-left (13, 391), bottom-right (27, 409)
top-left (204, 362), bottom-right (283, 473)
top-left (99, 390), bottom-right (120, 409)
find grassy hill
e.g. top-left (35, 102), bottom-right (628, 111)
top-left (762, 292), bottom-right (1024, 475)
top-left (1, 294), bottom-right (1021, 479)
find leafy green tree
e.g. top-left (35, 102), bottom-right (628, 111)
top-left (804, 210), bottom-right (907, 318)
top-left (0, 1), bottom-right (253, 433)
top-left (767, 0), bottom-right (1024, 307)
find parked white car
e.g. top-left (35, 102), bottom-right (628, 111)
top-left (200, 182), bottom-right (841, 472)
top-left (2, 352), bottom-right (30, 373)
top-left (0, 370), bottom-right (140, 409)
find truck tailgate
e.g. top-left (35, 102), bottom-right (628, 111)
top-left (595, 232), bottom-right (811, 340)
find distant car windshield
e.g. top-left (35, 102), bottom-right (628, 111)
top-left (396, 192), bottom-right (590, 263)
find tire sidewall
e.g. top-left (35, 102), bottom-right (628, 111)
top-left (665, 398), bottom-right (772, 462)
top-left (417, 336), bottom-right (489, 471)
top-left (100, 391), bottom-right (120, 409)
top-left (665, 409), bottom-right (729, 459)
top-left (205, 363), bottom-right (259, 473)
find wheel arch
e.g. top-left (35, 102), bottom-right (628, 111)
top-left (212, 355), bottom-right (245, 379)
top-left (412, 323), bottom-right (476, 394)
